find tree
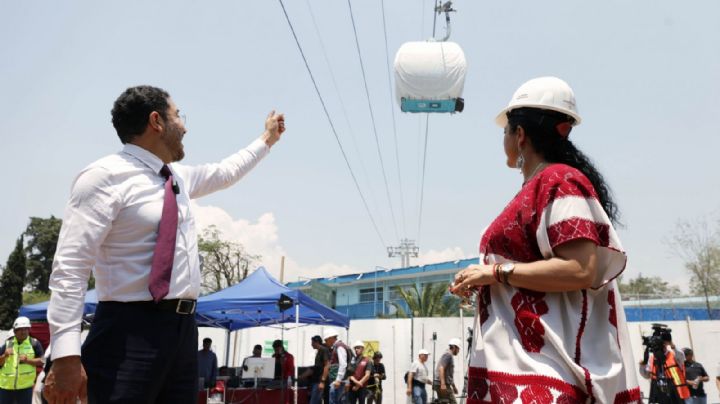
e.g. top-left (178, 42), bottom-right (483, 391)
top-left (0, 237), bottom-right (27, 329)
top-left (667, 217), bottom-right (720, 319)
top-left (198, 226), bottom-right (261, 293)
top-left (618, 273), bottom-right (681, 299)
top-left (388, 282), bottom-right (470, 318)
top-left (24, 216), bottom-right (62, 293)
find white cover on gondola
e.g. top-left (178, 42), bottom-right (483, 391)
top-left (394, 41), bottom-right (467, 104)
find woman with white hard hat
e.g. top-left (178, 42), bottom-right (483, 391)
top-left (450, 77), bottom-right (640, 403)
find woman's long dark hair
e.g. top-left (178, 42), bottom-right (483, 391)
top-left (507, 107), bottom-right (620, 225)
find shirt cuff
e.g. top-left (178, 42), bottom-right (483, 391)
top-left (51, 330), bottom-right (81, 359)
top-left (248, 137), bottom-right (271, 157)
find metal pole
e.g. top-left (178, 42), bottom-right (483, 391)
top-left (686, 315), bottom-right (694, 352)
top-left (294, 303), bottom-right (300, 404)
top-left (391, 325), bottom-right (396, 404)
top-left (374, 270), bottom-right (378, 317)
top-left (224, 329), bottom-right (231, 367)
top-left (410, 314), bottom-right (414, 365)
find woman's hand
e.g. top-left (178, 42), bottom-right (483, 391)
top-left (450, 264), bottom-right (496, 296)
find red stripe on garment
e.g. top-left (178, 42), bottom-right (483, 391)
top-left (547, 217), bottom-right (610, 249)
top-left (613, 387), bottom-right (642, 404)
top-left (467, 366), bottom-right (588, 402)
top-left (574, 290), bottom-right (596, 403)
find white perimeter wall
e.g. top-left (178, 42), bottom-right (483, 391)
top-left (199, 318), bottom-right (720, 404)
top-left (6, 318), bottom-right (716, 403)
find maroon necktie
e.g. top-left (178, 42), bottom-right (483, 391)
top-left (149, 164), bottom-right (178, 302)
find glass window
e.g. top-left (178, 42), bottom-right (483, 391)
top-left (359, 287), bottom-right (383, 303)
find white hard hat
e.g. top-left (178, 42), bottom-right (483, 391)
top-left (353, 340), bottom-right (365, 348)
top-left (418, 349), bottom-right (430, 355)
top-left (448, 338), bottom-right (462, 348)
top-left (13, 316), bottom-right (31, 330)
top-left (495, 76), bottom-right (582, 128)
top-left (323, 328), bottom-right (339, 340)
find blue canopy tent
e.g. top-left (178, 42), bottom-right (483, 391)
top-left (196, 267), bottom-right (349, 330)
top-left (19, 289), bottom-right (98, 321)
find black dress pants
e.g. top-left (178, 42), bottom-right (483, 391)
top-left (81, 301), bottom-right (198, 404)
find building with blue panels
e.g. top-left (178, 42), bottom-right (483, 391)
top-left (285, 258), bottom-right (478, 319)
top-left (286, 258), bottom-right (720, 321)
top-left (622, 295), bottom-right (720, 321)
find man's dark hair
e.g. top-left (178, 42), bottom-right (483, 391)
top-left (311, 335), bottom-right (323, 344)
top-left (111, 85), bottom-right (170, 144)
top-left (253, 344), bottom-right (262, 351)
top-left (203, 337), bottom-right (212, 344)
top-left (272, 339), bottom-right (283, 348)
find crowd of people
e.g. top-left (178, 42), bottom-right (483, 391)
top-left (193, 332), bottom-right (470, 404)
top-left (196, 330), bottom-right (388, 404)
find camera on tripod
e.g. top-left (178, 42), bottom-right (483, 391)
top-left (641, 323), bottom-right (671, 359)
top-left (641, 323), bottom-right (686, 403)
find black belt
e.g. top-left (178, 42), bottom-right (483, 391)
top-left (99, 299), bottom-right (197, 315)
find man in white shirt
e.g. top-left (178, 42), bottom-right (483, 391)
top-left (323, 329), bottom-right (348, 404)
top-left (407, 349), bottom-right (431, 404)
top-left (43, 85), bottom-right (285, 404)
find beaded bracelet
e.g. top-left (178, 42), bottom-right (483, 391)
top-left (492, 263), bottom-right (503, 284)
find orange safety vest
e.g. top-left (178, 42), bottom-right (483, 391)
top-left (648, 350), bottom-right (690, 400)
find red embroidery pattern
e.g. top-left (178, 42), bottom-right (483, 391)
top-left (511, 289), bottom-right (548, 352)
top-left (608, 289), bottom-right (618, 329)
top-left (479, 164), bottom-right (603, 265)
top-left (467, 367), bottom-right (588, 404)
top-left (490, 381), bottom-right (518, 403)
top-left (478, 285), bottom-right (491, 326)
top-left (480, 191), bottom-right (542, 263)
top-left (613, 387), bottom-right (642, 404)
top-left (467, 376), bottom-right (489, 403)
top-left (557, 393), bottom-right (584, 404)
top-left (520, 385), bottom-right (553, 403)
top-left (547, 218), bottom-right (610, 249)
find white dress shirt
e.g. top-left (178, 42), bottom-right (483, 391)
top-left (48, 137), bottom-right (269, 359)
top-left (334, 342), bottom-right (348, 383)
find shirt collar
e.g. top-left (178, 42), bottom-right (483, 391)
top-left (122, 143), bottom-right (165, 175)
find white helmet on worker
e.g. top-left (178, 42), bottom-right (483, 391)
top-left (448, 338), bottom-right (462, 348)
top-left (353, 340), bottom-right (364, 349)
top-left (323, 328), bottom-right (339, 341)
top-left (418, 349), bottom-right (430, 356)
top-left (13, 316), bottom-right (31, 330)
top-left (495, 76), bottom-right (582, 128)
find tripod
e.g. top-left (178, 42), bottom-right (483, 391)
top-left (647, 348), bottom-right (683, 404)
top-left (431, 332), bottom-right (437, 403)
top-left (458, 328), bottom-right (473, 404)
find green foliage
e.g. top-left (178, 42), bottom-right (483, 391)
top-left (23, 290), bottom-right (51, 305)
top-left (0, 237), bottom-right (27, 329)
top-left (686, 245), bottom-right (720, 297)
top-left (618, 273), bottom-right (681, 299)
top-left (24, 216), bottom-right (62, 293)
top-left (198, 225), bottom-right (261, 293)
top-left (667, 216), bottom-right (720, 319)
top-left (388, 282), bottom-right (470, 318)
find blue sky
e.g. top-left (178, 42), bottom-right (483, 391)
top-left (1, 0), bottom-right (719, 290)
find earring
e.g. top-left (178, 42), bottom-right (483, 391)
top-left (516, 150), bottom-right (525, 169)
